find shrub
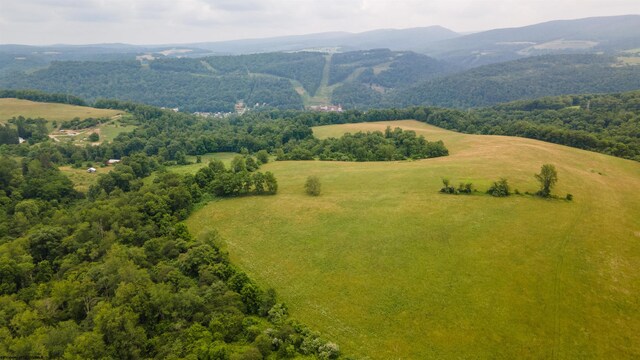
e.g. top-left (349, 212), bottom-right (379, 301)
top-left (305, 176), bottom-right (321, 196)
top-left (457, 182), bottom-right (473, 194)
top-left (256, 150), bottom-right (269, 164)
top-left (88, 132), bottom-right (100, 142)
top-left (487, 178), bottom-right (510, 197)
top-left (439, 178), bottom-right (456, 194)
top-left (566, 193), bottom-right (573, 201)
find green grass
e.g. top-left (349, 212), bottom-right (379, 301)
top-left (96, 122), bottom-right (138, 143)
top-left (186, 121), bottom-right (640, 359)
top-left (59, 165), bottom-right (112, 192)
top-left (0, 98), bottom-right (123, 123)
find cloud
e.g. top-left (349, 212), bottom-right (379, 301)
top-left (0, 0), bottom-right (638, 44)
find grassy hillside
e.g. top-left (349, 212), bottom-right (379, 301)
top-left (186, 121), bottom-right (640, 359)
top-left (0, 98), bottom-right (122, 122)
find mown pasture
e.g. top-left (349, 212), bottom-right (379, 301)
top-left (183, 120), bottom-right (640, 359)
top-left (0, 98), bottom-right (122, 123)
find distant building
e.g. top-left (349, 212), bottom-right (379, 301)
top-left (18, 137), bottom-right (26, 144)
top-left (106, 159), bottom-right (121, 165)
top-left (308, 104), bottom-right (343, 112)
top-left (87, 167), bottom-right (97, 173)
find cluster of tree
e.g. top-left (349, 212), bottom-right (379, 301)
top-left (0, 124), bottom-right (19, 145)
top-left (5, 116), bottom-right (49, 144)
top-left (439, 165), bottom-right (567, 199)
top-left (194, 155), bottom-right (278, 197)
top-left (278, 127), bottom-right (448, 161)
top-left (0, 89), bottom-right (87, 106)
top-left (60, 117), bottom-right (109, 130)
top-left (439, 179), bottom-right (474, 194)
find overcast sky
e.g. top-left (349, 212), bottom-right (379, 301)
top-left (0, 0), bottom-right (638, 45)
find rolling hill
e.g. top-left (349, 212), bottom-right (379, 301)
top-left (386, 54), bottom-right (640, 109)
top-left (186, 120), bottom-right (640, 359)
top-left (425, 15), bottom-right (640, 67)
top-left (0, 50), bottom-right (454, 111)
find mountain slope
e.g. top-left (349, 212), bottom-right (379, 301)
top-left (388, 54), bottom-right (640, 109)
top-left (192, 26), bottom-right (460, 53)
top-left (426, 15), bottom-right (640, 67)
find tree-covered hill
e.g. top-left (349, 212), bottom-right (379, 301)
top-left (424, 15), bottom-right (640, 67)
top-left (2, 51), bottom-right (640, 113)
top-left (386, 54), bottom-right (640, 109)
top-left (0, 59), bottom-right (304, 112)
top-left (0, 50), bottom-right (454, 112)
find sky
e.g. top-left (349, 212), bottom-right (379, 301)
top-left (0, 0), bottom-right (639, 45)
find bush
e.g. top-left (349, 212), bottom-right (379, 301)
top-left (487, 178), bottom-right (510, 197)
top-left (256, 150), bottom-right (269, 164)
top-left (88, 132), bottom-right (100, 142)
top-left (566, 193), bottom-right (573, 201)
top-left (305, 176), bottom-right (321, 196)
top-left (439, 178), bottom-right (456, 194)
top-left (457, 182), bottom-right (473, 194)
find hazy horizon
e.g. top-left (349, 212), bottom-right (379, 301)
top-left (0, 0), bottom-right (639, 46)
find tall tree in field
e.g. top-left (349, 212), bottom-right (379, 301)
top-left (535, 164), bottom-right (558, 197)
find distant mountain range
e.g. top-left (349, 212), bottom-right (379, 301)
top-left (1, 15), bottom-right (639, 111)
top-left (425, 15), bottom-right (640, 67)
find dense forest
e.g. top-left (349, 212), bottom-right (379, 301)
top-left (389, 54), bottom-right (640, 109)
top-left (0, 60), bottom-right (303, 112)
top-left (2, 51), bottom-right (639, 111)
top-left (0, 151), bottom-right (346, 358)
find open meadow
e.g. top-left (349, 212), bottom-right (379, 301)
top-left (186, 121), bottom-right (640, 359)
top-left (0, 98), bottom-right (123, 123)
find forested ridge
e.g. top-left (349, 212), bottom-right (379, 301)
top-left (1, 51), bottom-right (639, 112)
top-left (388, 54), bottom-right (640, 109)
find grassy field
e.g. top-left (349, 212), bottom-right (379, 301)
top-left (59, 166), bottom-right (112, 192)
top-left (93, 122), bottom-right (138, 143)
top-left (0, 98), bottom-right (123, 123)
top-left (186, 121), bottom-right (640, 359)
